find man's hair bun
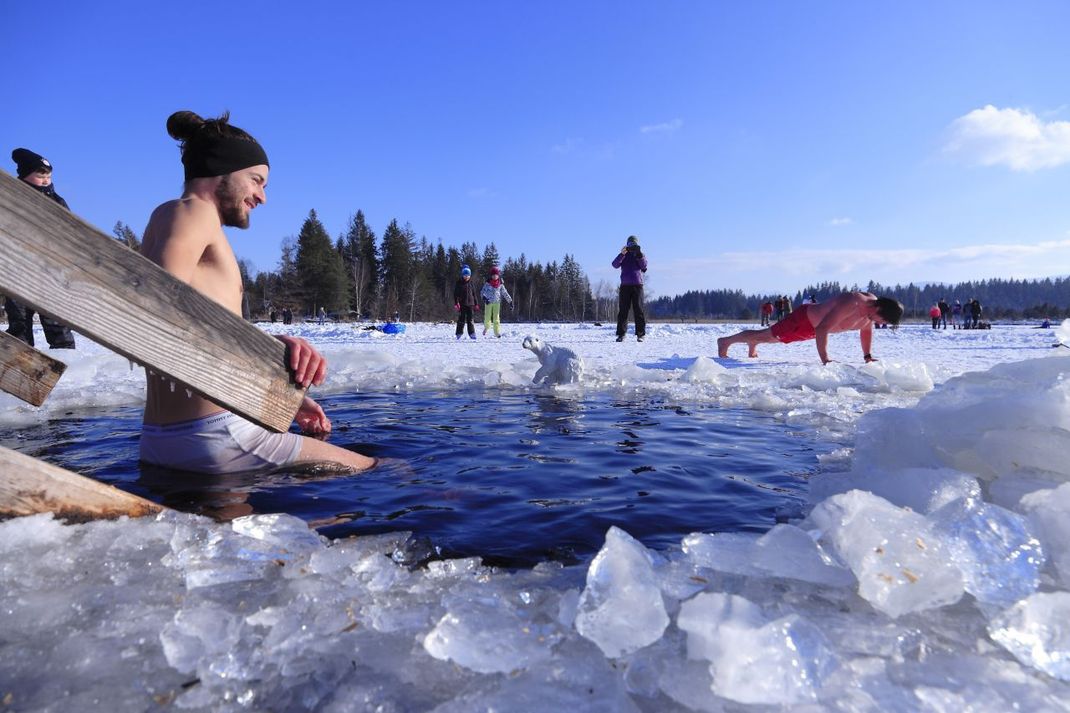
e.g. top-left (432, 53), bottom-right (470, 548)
top-left (166, 110), bottom-right (208, 141)
top-left (167, 110), bottom-right (238, 142)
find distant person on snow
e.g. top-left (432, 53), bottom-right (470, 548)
top-left (938, 298), bottom-right (950, 329)
top-left (5, 148), bottom-right (77, 349)
top-left (453, 264), bottom-right (479, 340)
top-left (138, 110), bottom-right (377, 475)
top-left (480, 266), bottom-right (512, 338)
top-left (970, 299), bottom-right (982, 328)
top-left (612, 235), bottom-right (648, 342)
top-left (760, 300), bottom-right (774, 326)
top-left (717, 291), bottom-right (904, 364)
top-left (929, 304), bottom-right (941, 329)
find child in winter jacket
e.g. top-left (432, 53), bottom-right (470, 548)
top-left (480, 266), bottom-right (513, 337)
top-left (453, 265), bottom-right (479, 339)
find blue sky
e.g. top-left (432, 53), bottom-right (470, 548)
top-left (3, 2), bottom-right (1069, 298)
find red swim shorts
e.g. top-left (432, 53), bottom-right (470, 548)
top-left (770, 305), bottom-right (815, 344)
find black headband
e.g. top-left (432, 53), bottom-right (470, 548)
top-left (182, 135), bottom-right (269, 181)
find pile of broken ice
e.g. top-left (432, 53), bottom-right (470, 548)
top-left (2, 354), bottom-right (1070, 711)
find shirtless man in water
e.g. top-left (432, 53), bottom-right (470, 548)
top-left (717, 292), bottom-right (903, 364)
top-left (139, 110), bottom-right (376, 475)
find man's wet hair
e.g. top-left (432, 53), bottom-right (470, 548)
top-left (875, 296), bottom-right (904, 326)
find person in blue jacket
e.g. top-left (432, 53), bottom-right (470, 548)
top-left (612, 235), bottom-right (648, 342)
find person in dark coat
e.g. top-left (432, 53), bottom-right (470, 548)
top-left (5, 148), bottom-right (76, 349)
top-left (612, 235), bottom-right (648, 342)
top-left (970, 299), bottom-right (983, 328)
top-left (453, 264), bottom-right (479, 339)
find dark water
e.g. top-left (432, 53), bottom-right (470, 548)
top-left (1, 393), bottom-right (826, 567)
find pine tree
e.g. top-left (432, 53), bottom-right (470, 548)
top-left (480, 242), bottom-right (500, 278)
top-left (112, 221), bottom-right (141, 250)
top-left (460, 241), bottom-right (480, 278)
top-left (275, 236), bottom-right (300, 310)
top-left (380, 219), bottom-right (414, 316)
top-left (295, 210), bottom-right (348, 317)
top-left (341, 211), bottom-right (379, 318)
top-left (237, 259), bottom-right (254, 319)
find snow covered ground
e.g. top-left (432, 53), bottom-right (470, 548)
top-left (1, 318), bottom-right (1069, 711)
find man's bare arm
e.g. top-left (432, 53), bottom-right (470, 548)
top-left (814, 328), bottom-right (832, 364)
top-left (860, 323), bottom-right (874, 361)
top-left (813, 298), bottom-right (856, 364)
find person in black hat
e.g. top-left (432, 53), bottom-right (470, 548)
top-left (138, 110), bottom-right (378, 476)
top-left (5, 148), bottom-right (77, 349)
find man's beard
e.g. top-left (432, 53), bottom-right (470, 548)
top-left (215, 175), bottom-right (250, 229)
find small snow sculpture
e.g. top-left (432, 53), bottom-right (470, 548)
top-left (522, 335), bottom-right (584, 385)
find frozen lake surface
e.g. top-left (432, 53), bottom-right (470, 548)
top-left (1, 319), bottom-right (1069, 711)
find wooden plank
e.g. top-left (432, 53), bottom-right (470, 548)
top-left (0, 331), bottom-right (67, 406)
top-left (0, 169), bottom-right (304, 432)
top-left (0, 445), bottom-right (163, 521)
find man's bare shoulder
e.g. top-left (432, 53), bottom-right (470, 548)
top-left (147, 196), bottom-right (218, 233)
top-left (143, 197), bottom-right (220, 253)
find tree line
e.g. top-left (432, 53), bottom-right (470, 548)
top-left (235, 210), bottom-right (599, 323)
top-left (110, 215), bottom-right (1069, 323)
top-left (647, 278), bottom-right (1070, 321)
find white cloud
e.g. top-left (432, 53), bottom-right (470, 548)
top-left (652, 238), bottom-right (1070, 293)
top-left (828, 217), bottom-right (853, 227)
top-left (640, 119), bottom-right (683, 134)
top-left (944, 105), bottom-right (1070, 171)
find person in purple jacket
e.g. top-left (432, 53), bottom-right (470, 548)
top-left (612, 235), bottom-right (648, 342)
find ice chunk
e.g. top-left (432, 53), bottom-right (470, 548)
top-left (683, 355), bottom-right (726, 383)
top-left (658, 659), bottom-right (726, 713)
top-left (676, 592), bottom-right (838, 705)
top-left (681, 531), bottom-right (763, 577)
top-left (1056, 317), bottom-right (1070, 346)
top-left (159, 604), bottom-right (241, 675)
top-left (574, 527), bottom-right (669, 658)
top-left (988, 592), bottom-right (1070, 681)
top-left (751, 524), bottom-right (855, 587)
top-left (1020, 482), bottom-right (1070, 588)
top-left (930, 497), bottom-right (1044, 608)
top-left (676, 592), bottom-right (765, 663)
top-left (808, 466), bottom-right (981, 514)
top-left (423, 599), bottom-right (559, 674)
top-left (806, 490), bottom-right (964, 617)
top-left (681, 526), bottom-right (853, 587)
top-left (881, 361), bottom-right (935, 392)
top-left (852, 357), bottom-right (1070, 482)
top-left (231, 513), bottom-right (326, 558)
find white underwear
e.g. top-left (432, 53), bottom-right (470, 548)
top-left (140, 411), bottom-right (302, 475)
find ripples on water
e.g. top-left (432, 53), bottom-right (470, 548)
top-left (0, 393), bottom-right (826, 567)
